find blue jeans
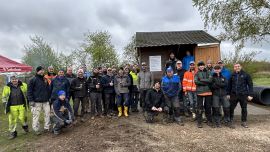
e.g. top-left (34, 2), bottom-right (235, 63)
top-left (186, 91), bottom-right (197, 112)
top-left (116, 93), bottom-right (129, 107)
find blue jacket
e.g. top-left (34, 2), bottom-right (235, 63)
top-left (52, 98), bottom-right (74, 121)
top-left (161, 75), bottom-right (181, 97)
top-left (50, 76), bottom-right (70, 101)
top-left (182, 55), bottom-right (194, 70)
top-left (221, 67), bottom-right (231, 81)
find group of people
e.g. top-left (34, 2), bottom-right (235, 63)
top-left (2, 50), bottom-right (253, 139)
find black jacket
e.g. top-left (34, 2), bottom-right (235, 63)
top-left (175, 68), bottom-right (186, 83)
top-left (27, 74), bottom-right (50, 103)
top-left (53, 98), bottom-right (74, 121)
top-left (211, 73), bottom-right (227, 96)
top-left (87, 75), bottom-right (103, 93)
top-left (101, 74), bottom-right (115, 94)
top-left (145, 88), bottom-right (165, 111)
top-left (70, 77), bottom-right (87, 98)
top-left (228, 70), bottom-right (253, 96)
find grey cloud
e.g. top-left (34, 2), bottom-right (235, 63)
top-left (0, 0), bottom-right (268, 62)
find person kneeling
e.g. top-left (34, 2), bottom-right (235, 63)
top-left (145, 82), bottom-right (164, 123)
top-left (51, 90), bottom-right (74, 135)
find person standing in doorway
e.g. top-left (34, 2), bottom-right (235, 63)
top-left (182, 51), bottom-right (195, 71)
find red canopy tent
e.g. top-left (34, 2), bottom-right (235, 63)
top-left (0, 55), bottom-right (32, 73)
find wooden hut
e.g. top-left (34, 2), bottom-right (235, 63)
top-left (136, 30), bottom-right (221, 80)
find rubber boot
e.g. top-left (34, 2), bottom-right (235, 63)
top-left (124, 106), bottom-right (129, 117)
top-left (118, 107), bottom-right (122, 117)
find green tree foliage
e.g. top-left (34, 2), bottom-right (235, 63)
top-left (83, 31), bottom-right (119, 68)
top-left (58, 52), bottom-right (75, 69)
top-left (123, 35), bottom-right (140, 65)
top-left (22, 35), bottom-right (60, 73)
top-left (193, 0), bottom-right (270, 45)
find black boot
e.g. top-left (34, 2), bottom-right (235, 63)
top-left (197, 110), bottom-right (203, 128)
top-left (9, 131), bottom-right (17, 140)
top-left (22, 125), bottom-right (29, 133)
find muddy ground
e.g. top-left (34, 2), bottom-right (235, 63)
top-left (15, 112), bottom-right (270, 152)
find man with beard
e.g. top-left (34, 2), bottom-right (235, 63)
top-left (50, 69), bottom-right (70, 105)
top-left (182, 61), bottom-right (197, 119)
top-left (138, 62), bottom-right (154, 111)
top-left (27, 66), bottom-right (51, 135)
top-left (167, 51), bottom-right (178, 73)
top-left (88, 68), bottom-right (103, 119)
top-left (70, 69), bottom-right (88, 122)
top-left (2, 75), bottom-right (29, 139)
top-left (44, 65), bottom-right (57, 85)
top-left (114, 68), bottom-right (131, 117)
top-left (101, 68), bottom-right (115, 117)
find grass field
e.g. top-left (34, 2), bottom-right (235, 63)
top-left (253, 78), bottom-right (270, 86)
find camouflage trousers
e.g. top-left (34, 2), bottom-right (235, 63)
top-left (31, 102), bottom-right (51, 132)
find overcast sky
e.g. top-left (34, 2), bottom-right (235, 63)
top-left (0, 0), bottom-right (269, 62)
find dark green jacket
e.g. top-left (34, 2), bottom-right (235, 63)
top-left (195, 69), bottom-right (212, 95)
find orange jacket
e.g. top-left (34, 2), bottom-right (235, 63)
top-left (182, 70), bottom-right (197, 92)
top-left (44, 74), bottom-right (56, 85)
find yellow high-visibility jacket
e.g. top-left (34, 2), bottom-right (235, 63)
top-left (2, 81), bottom-right (27, 114)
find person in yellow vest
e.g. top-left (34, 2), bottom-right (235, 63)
top-left (2, 75), bottom-right (29, 139)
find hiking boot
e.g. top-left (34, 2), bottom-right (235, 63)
top-left (53, 130), bottom-right (60, 135)
top-left (226, 121), bottom-right (235, 129)
top-left (241, 122), bottom-right (248, 128)
top-left (81, 118), bottom-right (86, 122)
top-left (22, 125), bottom-right (29, 133)
top-left (216, 123), bottom-right (222, 128)
top-left (197, 123), bottom-right (203, 128)
top-left (9, 131), bottom-right (17, 140)
top-left (175, 117), bottom-right (184, 126)
top-left (207, 121), bottom-right (214, 128)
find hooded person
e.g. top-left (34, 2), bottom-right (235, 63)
top-left (27, 66), bottom-right (51, 135)
top-left (51, 90), bottom-right (74, 135)
top-left (161, 66), bottom-right (184, 125)
top-left (182, 51), bottom-right (195, 70)
top-left (2, 75), bottom-right (29, 139)
top-left (70, 68), bottom-right (88, 122)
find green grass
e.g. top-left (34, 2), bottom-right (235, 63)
top-left (253, 77), bottom-right (270, 86)
top-left (0, 109), bottom-right (39, 152)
